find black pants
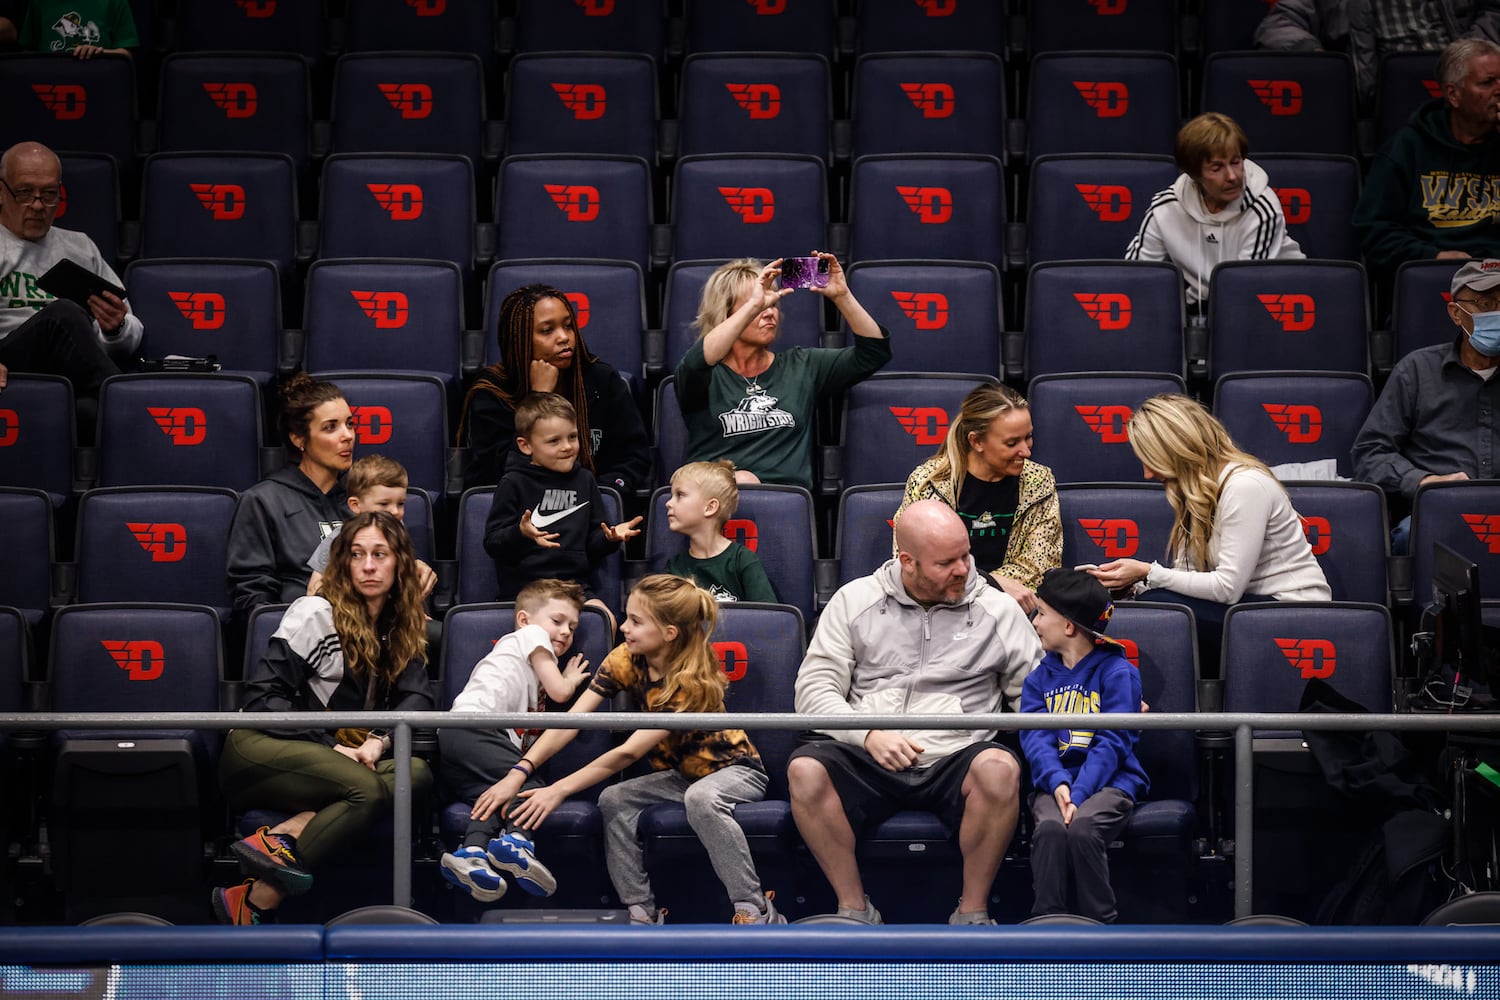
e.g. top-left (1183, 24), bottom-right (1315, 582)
top-left (0, 299), bottom-right (121, 396)
top-left (437, 727), bottom-right (544, 849)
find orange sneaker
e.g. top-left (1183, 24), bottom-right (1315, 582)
top-left (232, 826), bottom-right (312, 895)
top-left (211, 879), bottom-right (264, 926)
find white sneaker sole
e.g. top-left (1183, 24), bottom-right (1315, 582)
top-left (440, 853), bottom-right (506, 903)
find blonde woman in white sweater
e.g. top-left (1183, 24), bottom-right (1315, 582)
top-left (1086, 394), bottom-right (1330, 675)
top-left (1124, 113), bottom-right (1303, 311)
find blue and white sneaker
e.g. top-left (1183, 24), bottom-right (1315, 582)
top-left (440, 846), bottom-right (506, 903)
top-left (487, 832), bottom-right (557, 897)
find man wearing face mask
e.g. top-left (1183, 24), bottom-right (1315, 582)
top-left (1352, 258), bottom-right (1500, 553)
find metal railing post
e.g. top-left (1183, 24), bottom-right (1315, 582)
top-left (1235, 722), bottom-right (1254, 919)
top-left (392, 722), bottom-right (412, 907)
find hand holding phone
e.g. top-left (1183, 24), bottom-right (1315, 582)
top-left (779, 255), bottom-right (830, 290)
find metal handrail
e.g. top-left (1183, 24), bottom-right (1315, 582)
top-left (9, 710), bottom-right (1495, 919)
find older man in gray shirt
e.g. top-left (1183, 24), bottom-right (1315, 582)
top-left (1353, 258), bottom-right (1500, 552)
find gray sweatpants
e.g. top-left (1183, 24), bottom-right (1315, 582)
top-left (598, 764), bottom-right (768, 911)
top-left (1029, 786), bottom-right (1134, 923)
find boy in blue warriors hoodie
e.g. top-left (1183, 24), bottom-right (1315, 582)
top-left (1020, 568), bottom-right (1148, 923)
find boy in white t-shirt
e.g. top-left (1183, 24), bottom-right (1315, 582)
top-left (437, 578), bottom-right (590, 902)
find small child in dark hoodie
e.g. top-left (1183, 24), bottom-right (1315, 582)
top-left (1020, 568), bottom-right (1149, 923)
top-left (484, 392), bottom-right (642, 628)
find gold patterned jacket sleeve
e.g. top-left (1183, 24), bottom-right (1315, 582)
top-left (997, 459), bottom-right (1063, 590)
top-left (890, 457), bottom-right (951, 558)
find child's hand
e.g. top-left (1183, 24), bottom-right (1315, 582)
top-left (1054, 785), bottom-right (1077, 826)
top-left (306, 569), bottom-right (324, 596)
top-left (508, 783), bottom-right (569, 830)
top-left (472, 771), bottom-right (525, 822)
top-left (601, 515), bottom-right (643, 544)
top-left (521, 509), bottom-right (563, 548)
top-left (562, 653), bottom-right (590, 691)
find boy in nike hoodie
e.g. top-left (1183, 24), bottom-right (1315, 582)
top-left (1020, 568), bottom-right (1148, 923)
top-left (484, 393), bottom-right (642, 625)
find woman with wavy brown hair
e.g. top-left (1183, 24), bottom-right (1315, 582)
top-left (213, 511), bottom-right (435, 925)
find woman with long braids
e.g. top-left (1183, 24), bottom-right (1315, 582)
top-left (457, 284), bottom-right (650, 494)
top-left (214, 511), bottom-right (436, 925)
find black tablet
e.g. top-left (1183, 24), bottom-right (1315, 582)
top-left (36, 258), bottom-right (126, 307)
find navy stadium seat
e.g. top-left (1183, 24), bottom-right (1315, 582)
top-left (56, 152), bottom-right (119, 270)
top-left (303, 259), bottom-right (464, 389)
top-left (1025, 51), bottom-right (1180, 161)
top-left (1107, 601), bottom-right (1200, 923)
top-left (495, 154), bottom-right (653, 276)
top-left (0, 54), bottom-right (135, 175)
top-left (1025, 154), bottom-right (1178, 267)
top-left (140, 152), bottom-right (298, 281)
top-left (683, 0), bottom-right (837, 60)
top-left (319, 153), bottom-right (479, 285)
top-left (644, 484), bottom-right (817, 620)
top-left (47, 602), bottom-right (224, 922)
top-left (1284, 482), bottom-right (1390, 606)
top-left (1255, 153), bottom-right (1362, 262)
top-left (330, 53), bottom-right (489, 173)
top-left (1410, 481), bottom-right (1500, 609)
top-left (671, 153), bottom-right (828, 265)
top-left (74, 486), bottom-right (238, 621)
top-left (652, 377), bottom-right (688, 490)
top-left (637, 602), bottom-right (807, 922)
top-left (851, 52), bottom-right (1006, 163)
top-left (854, 0), bottom-right (1006, 55)
top-left (1028, 372), bottom-right (1186, 485)
top-left (1200, 51), bottom-right (1358, 156)
top-left (1027, 0), bottom-right (1178, 54)
top-left (511, 0), bottom-right (666, 63)
top-left (1376, 51), bottom-right (1444, 147)
top-left (124, 259), bottom-right (283, 385)
top-left (1207, 261), bottom-right (1370, 378)
top-left (1212, 371), bottom-right (1372, 476)
top-left (838, 372), bottom-right (999, 490)
top-left (1199, 0), bottom-right (1273, 55)
top-left (833, 484), bottom-right (903, 589)
top-left (173, 0), bottom-right (325, 59)
top-left (0, 375), bottom-right (74, 507)
top-left (848, 153), bottom-right (1005, 269)
top-left (677, 53), bottom-right (833, 163)
top-left (97, 373), bottom-right (262, 490)
top-left (1025, 260), bottom-right (1185, 381)
top-left (312, 372), bottom-right (449, 502)
top-left (845, 261), bottom-right (1002, 376)
top-left (1390, 259), bottom-right (1463, 365)
top-left (503, 52), bottom-right (658, 163)
top-left (0, 487), bottom-right (53, 629)
top-left (342, 0), bottom-right (499, 68)
top-left (1055, 482), bottom-right (1175, 571)
top-left (157, 52), bottom-right (312, 176)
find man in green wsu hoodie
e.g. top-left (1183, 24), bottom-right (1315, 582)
top-left (1355, 38), bottom-right (1500, 275)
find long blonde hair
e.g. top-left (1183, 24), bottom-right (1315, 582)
top-left (631, 574), bottom-right (724, 714)
top-left (692, 258), bottom-right (765, 337)
top-left (916, 383), bottom-right (1030, 498)
top-left (1127, 394), bottom-right (1278, 571)
top-left (319, 511), bottom-right (427, 687)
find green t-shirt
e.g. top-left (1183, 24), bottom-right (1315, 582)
top-left (22, 0), bottom-right (139, 51)
top-left (675, 331), bottom-right (891, 491)
top-left (667, 542), bottom-right (777, 604)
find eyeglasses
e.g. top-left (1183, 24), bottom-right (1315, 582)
top-left (0, 179), bottom-right (61, 207)
top-left (1455, 293), bottom-right (1500, 313)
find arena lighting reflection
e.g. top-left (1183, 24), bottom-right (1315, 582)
top-left (2, 927), bottom-right (1498, 1000)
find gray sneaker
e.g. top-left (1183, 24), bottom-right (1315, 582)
top-left (948, 907), bottom-right (997, 925)
top-left (732, 890), bottom-right (788, 925)
top-left (834, 896), bottom-right (883, 924)
top-left (628, 903), bottom-right (667, 925)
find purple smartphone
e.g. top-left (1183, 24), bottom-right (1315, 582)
top-left (780, 255), bottom-right (830, 289)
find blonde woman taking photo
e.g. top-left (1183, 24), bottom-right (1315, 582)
top-left (1087, 394), bottom-right (1329, 672)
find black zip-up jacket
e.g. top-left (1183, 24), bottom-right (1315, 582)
top-left (228, 466), bottom-right (349, 613)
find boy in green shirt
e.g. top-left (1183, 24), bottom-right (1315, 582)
top-left (664, 460), bottom-right (777, 603)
